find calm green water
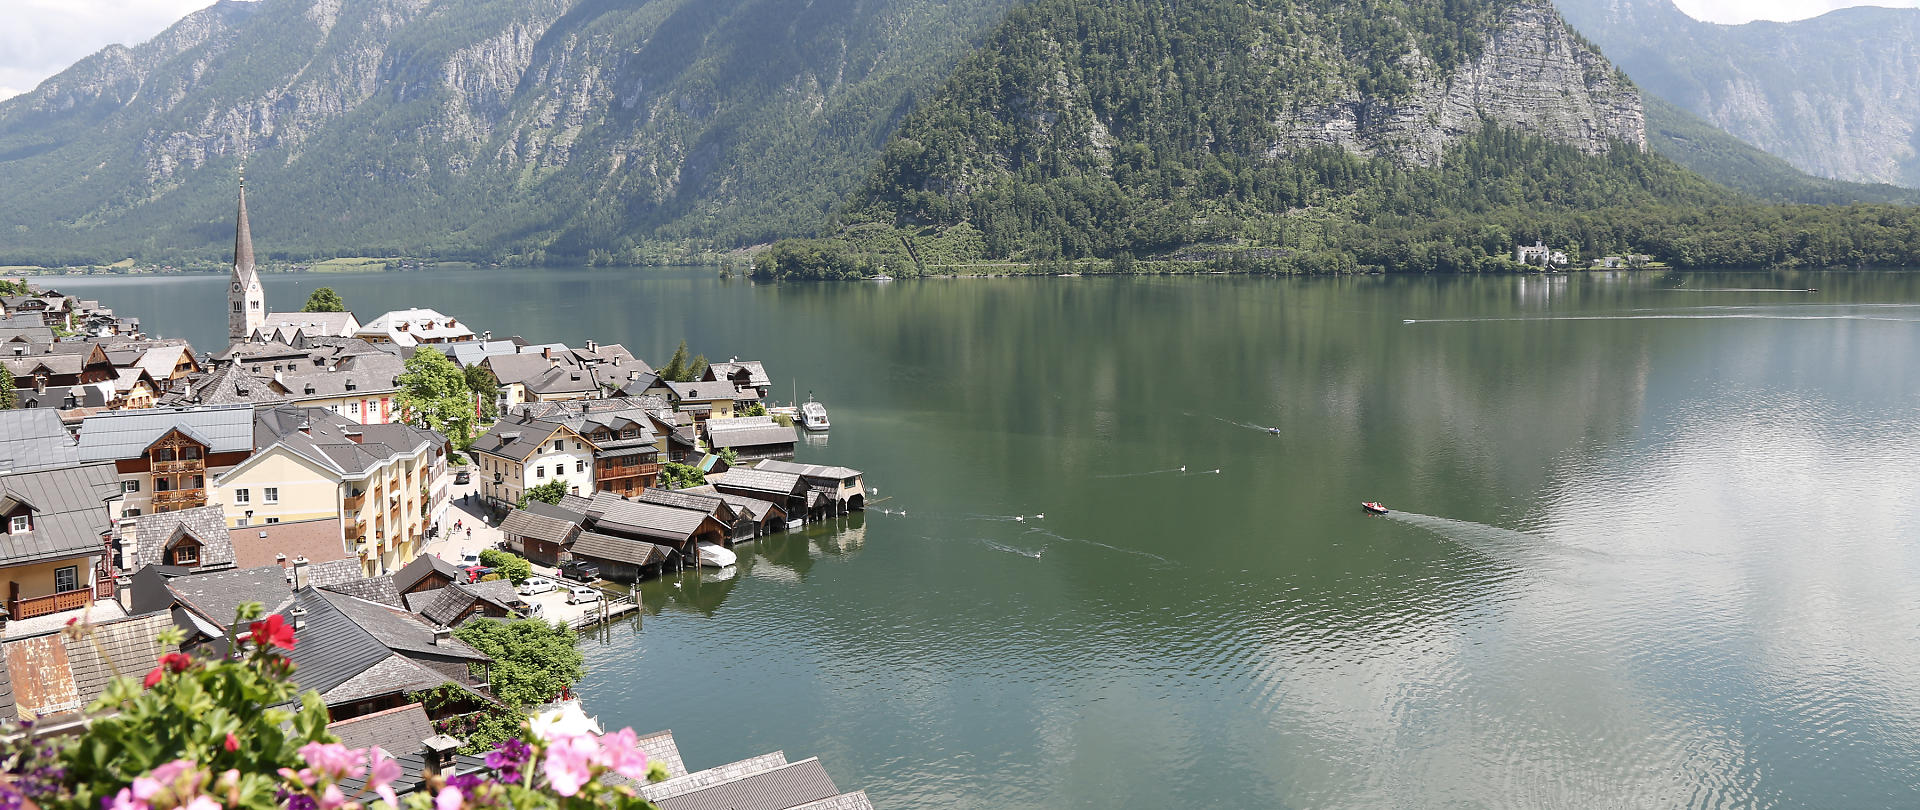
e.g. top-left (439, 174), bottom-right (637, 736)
top-left (55, 268), bottom-right (1920, 807)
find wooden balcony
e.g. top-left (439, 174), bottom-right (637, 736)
top-left (344, 493), bottom-right (366, 511)
top-left (151, 488), bottom-right (206, 509)
top-left (150, 459), bottom-right (203, 474)
top-left (11, 589), bottom-right (92, 620)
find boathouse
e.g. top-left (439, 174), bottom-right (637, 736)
top-left (710, 467), bottom-right (810, 519)
top-left (633, 488), bottom-right (757, 542)
top-left (685, 486), bottom-right (790, 536)
top-left (567, 531), bottom-right (671, 583)
top-left (753, 459), bottom-right (866, 515)
top-left (498, 501), bottom-right (585, 566)
top-left (586, 493), bottom-right (731, 565)
top-left (703, 415), bottom-right (796, 461)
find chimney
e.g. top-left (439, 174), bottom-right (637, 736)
top-left (585, 340), bottom-right (598, 353)
top-left (344, 429), bottom-right (363, 444)
top-left (289, 605), bottom-right (307, 631)
top-left (483, 330), bottom-right (492, 341)
top-left (432, 626), bottom-right (453, 646)
top-left (115, 574), bottom-right (134, 613)
top-left (422, 735), bottom-right (463, 774)
top-left (292, 556), bottom-right (310, 590)
top-left (273, 371), bottom-right (283, 385)
top-left (542, 347), bottom-right (552, 361)
top-left (297, 420), bottom-right (311, 436)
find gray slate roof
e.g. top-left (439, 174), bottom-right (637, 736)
top-left (166, 566), bottom-right (295, 629)
top-left (130, 505), bottom-right (235, 571)
top-left (472, 417), bottom-right (565, 463)
top-left (77, 405), bottom-right (256, 461)
top-left (706, 417), bottom-right (796, 450)
top-left (305, 558), bottom-right (365, 588)
top-left (0, 408), bottom-right (79, 473)
top-left (665, 381), bottom-right (743, 403)
top-left (287, 587), bottom-right (405, 696)
top-left (322, 575), bottom-right (403, 608)
top-left (684, 486), bottom-right (787, 521)
top-left (570, 531), bottom-right (670, 566)
top-left (252, 406), bottom-right (443, 477)
top-left (327, 703), bottom-right (436, 755)
top-left (499, 507), bottom-right (583, 545)
top-left (0, 462), bottom-right (120, 567)
top-left (643, 752), bottom-right (788, 802)
top-left (650, 758), bottom-right (840, 810)
top-left (591, 497), bottom-right (713, 542)
top-left (392, 555), bottom-right (463, 594)
top-left (316, 590), bottom-right (487, 662)
top-left (753, 459), bottom-right (862, 481)
top-left (712, 468), bottom-right (804, 498)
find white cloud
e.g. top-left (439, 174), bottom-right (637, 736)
top-left (0, 0), bottom-right (218, 101)
top-left (1673, 0), bottom-right (1920, 24)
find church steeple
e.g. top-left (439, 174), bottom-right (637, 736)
top-left (233, 173), bottom-right (256, 286)
top-left (228, 173), bottom-right (266, 344)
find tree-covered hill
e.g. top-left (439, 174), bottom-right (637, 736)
top-left (0, 0), bottom-right (1020, 266)
top-left (758, 0), bottom-right (1920, 278)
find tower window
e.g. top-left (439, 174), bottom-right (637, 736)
top-left (232, 302), bottom-right (242, 313)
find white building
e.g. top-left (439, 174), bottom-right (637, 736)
top-left (354, 308), bottom-right (476, 348)
top-left (470, 413), bottom-right (596, 509)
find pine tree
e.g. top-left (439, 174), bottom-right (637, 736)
top-left (687, 354), bottom-right (708, 382)
top-left (660, 340), bottom-right (689, 382)
top-left (0, 364), bottom-right (14, 409)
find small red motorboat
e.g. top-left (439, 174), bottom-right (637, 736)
top-left (1361, 502), bottom-right (1389, 515)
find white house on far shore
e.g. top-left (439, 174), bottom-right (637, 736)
top-left (353, 308), bottom-right (475, 348)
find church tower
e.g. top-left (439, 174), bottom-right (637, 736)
top-left (229, 175), bottom-right (265, 344)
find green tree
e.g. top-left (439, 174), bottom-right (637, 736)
top-left (741, 402), bottom-right (768, 417)
top-left (659, 340), bottom-right (689, 383)
top-left (519, 479), bottom-right (570, 507)
top-left (396, 347), bottom-right (473, 442)
top-left (480, 548), bottom-right (533, 585)
top-left (0, 363), bottom-right (14, 409)
top-left (453, 618), bottom-right (586, 709)
top-left (717, 448), bottom-right (738, 467)
top-left (658, 461), bottom-right (706, 489)
top-left (687, 354), bottom-right (708, 382)
top-left (464, 364), bottom-right (499, 421)
top-left (300, 287), bottom-right (346, 312)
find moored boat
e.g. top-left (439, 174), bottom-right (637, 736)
top-left (1361, 502), bottom-right (1389, 515)
top-left (696, 542), bottom-right (738, 568)
top-left (800, 399), bottom-right (831, 431)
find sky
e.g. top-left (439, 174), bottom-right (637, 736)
top-left (1, 0), bottom-right (1918, 101)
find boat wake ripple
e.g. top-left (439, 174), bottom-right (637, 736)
top-left (1023, 528), bottom-right (1175, 566)
top-left (1385, 511), bottom-right (1608, 563)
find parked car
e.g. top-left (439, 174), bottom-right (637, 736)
top-left (454, 469), bottom-right (471, 485)
top-left (525, 602), bottom-right (545, 618)
top-left (516, 577), bottom-right (557, 596)
top-left (458, 550), bottom-right (481, 567)
top-left (463, 565), bottom-right (493, 584)
top-left (557, 559), bottom-right (600, 583)
top-left (565, 585), bottom-right (602, 605)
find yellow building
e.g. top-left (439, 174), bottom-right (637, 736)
top-left (211, 407), bottom-right (449, 576)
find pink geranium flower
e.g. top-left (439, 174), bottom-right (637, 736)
top-left (435, 786), bottom-right (464, 810)
top-left (595, 729), bottom-right (651, 779)
top-left (368, 747), bottom-right (403, 807)
top-left (543, 734), bottom-right (600, 797)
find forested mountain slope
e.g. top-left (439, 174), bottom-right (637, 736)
top-left (1639, 94), bottom-right (1920, 206)
top-left (0, 0), bottom-right (1018, 265)
top-left (1554, 0), bottom-right (1920, 188)
top-left (760, 0), bottom-right (1920, 277)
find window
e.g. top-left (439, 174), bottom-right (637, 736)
top-left (570, 486), bottom-right (579, 495)
top-left (53, 565), bottom-right (79, 592)
top-left (236, 516), bottom-right (249, 528)
top-left (9, 515), bottom-right (29, 533)
top-left (576, 461), bottom-right (585, 473)
top-left (124, 480), bottom-right (140, 493)
top-left (555, 464), bottom-right (565, 477)
top-left (234, 488), bottom-right (250, 504)
top-left (231, 301), bottom-right (242, 313)
top-left (553, 440), bottom-right (564, 451)
top-left (171, 545), bottom-right (198, 565)
top-left (266, 517), bottom-right (280, 525)
top-left (264, 487), bottom-right (279, 504)
top-left (351, 401), bottom-right (361, 414)
top-left (125, 508), bottom-right (141, 517)
top-left (536, 467), bottom-right (546, 479)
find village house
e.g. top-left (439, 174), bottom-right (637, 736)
top-left (664, 381), bottom-right (739, 421)
top-left (122, 505), bottom-right (236, 573)
top-left (77, 405), bottom-right (257, 517)
top-left (0, 410), bottom-right (80, 474)
top-left (701, 359), bottom-right (772, 399)
top-left (354, 308), bottom-right (476, 348)
top-left (1514, 242), bottom-right (1570, 268)
top-left (229, 517), bottom-right (353, 574)
top-left (0, 316), bottom-right (54, 345)
top-left (479, 344), bottom-right (657, 411)
top-left (173, 339), bottom-right (405, 424)
top-left (213, 407), bottom-right (449, 574)
top-left (0, 293), bottom-right (74, 330)
top-left (471, 413), bottom-right (596, 509)
top-left (392, 554), bottom-right (464, 599)
top-left (254, 311), bottom-right (363, 343)
top-left (403, 581), bottom-right (526, 627)
top-left (0, 460), bottom-right (122, 623)
top-left (3, 343), bottom-right (118, 404)
top-left (0, 613), bottom-right (178, 720)
top-left (499, 500), bottom-right (584, 565)
top-left (516, 398), bottom-right (664, 495)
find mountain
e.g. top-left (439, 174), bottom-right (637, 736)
top-left (760, 0), bottom-right (1920, 278)
top-left (1639, 93), bottom-right (1920, 206)
top-left (1553, 0), bottom-right (1920, 188)
top-left (0, 0), bottom-right (1019, 265)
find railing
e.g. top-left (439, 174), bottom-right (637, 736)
top-left (11, 589), bottom-right (92, 620)
top-left (150, 459), bottom-right (202, 474)
top-left (151, 488), bottom-right (205, 508)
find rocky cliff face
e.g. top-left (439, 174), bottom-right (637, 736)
top-left (1278, 0), bottom-right (1644, 166)
top-left (1554, 0), bottom-right (1920, 187)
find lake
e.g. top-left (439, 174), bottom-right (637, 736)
top-left (50, 267), bottom-right (1920, 807)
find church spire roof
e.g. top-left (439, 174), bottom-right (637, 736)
top-left (233, 174), bottom-right (257, 286)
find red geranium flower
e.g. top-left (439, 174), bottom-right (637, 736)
top-left (250, 614), bottom-right (297, 651)
top-left (143, 652), bottom-right (194, 687)
top-left (225, 732), bottom-right (240, 752)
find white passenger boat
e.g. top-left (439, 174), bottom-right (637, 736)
top-left (800, 399), bottom-right (831, 431)
top-left (696, 542), bottom-right (738, 568)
